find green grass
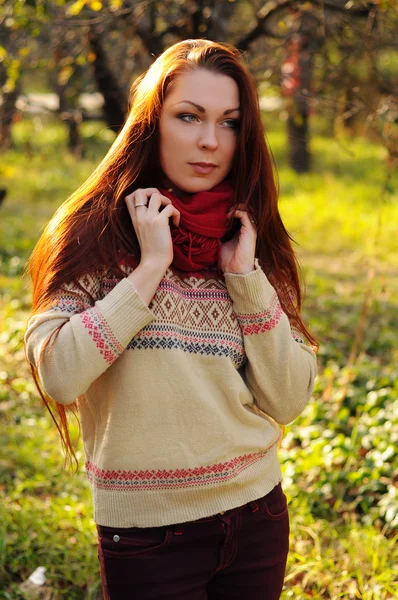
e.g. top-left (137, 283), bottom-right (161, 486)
top-left (0, 116), bottom-right (397, 599)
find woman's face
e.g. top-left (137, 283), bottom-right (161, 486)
top-left (158, 69), bottom-right (240, 194)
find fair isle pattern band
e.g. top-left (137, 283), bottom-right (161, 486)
top-left (236, 292), bottom-right (283, 335)
top-left (51, 292), bottom-right (91, 314)
top-left (85, 443), bottom-right (279, 492)
top-left (290, 325), bottom-right (305, 344)
top-left (51, 273), bottom-right (101, 314)
top-left (156, 279), bottom-right (230, 301)
top-left (128, 324), bottom-right (246, 368)
top-left (127, 273), bottom-right (247, 369)
top-left (79, 307), bottom-right (123, 365)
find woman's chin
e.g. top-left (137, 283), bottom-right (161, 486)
top-left (173, 176), bottom-right (224, 195)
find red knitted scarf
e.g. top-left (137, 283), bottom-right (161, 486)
top-left (160, 180), bottom-right (235, 272)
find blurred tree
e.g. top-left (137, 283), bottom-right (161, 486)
top-left (0, 6), bottom-right (24, 150)
top-left (67, 0), bottom-right (238, 132)
top-left (51, 32), bottom-right (84, 156)
top-left (1, 0), bottom-right (396, 173)
top-left (236, 1), bottom-right (387, 171)
top-left (87, 26), bottom-right (127, 132)
top-left (0, 63), bottom-right (21, 152)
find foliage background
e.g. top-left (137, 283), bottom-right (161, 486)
top-left (1, 113), bottom-right (397, 599)
top-left (1, 1), bottom-right (398, 598)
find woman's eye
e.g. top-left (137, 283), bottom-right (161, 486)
top-left (178, 113), bottom-right (199, 123)
top-left (177, 114), bottom-right (239, 130)
top-left (223, 119), bottom-right (240, 130)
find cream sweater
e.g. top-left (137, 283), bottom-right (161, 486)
top-left (25, 258), bottom-right (317, 528)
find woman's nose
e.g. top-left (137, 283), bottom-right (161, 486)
top-left (198, 125), bottom-right (218, 150)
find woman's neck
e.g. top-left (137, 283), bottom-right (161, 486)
top-left (161, 176), bottom-right (185, 198)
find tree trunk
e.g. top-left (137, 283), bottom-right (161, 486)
top-left (282, 33), bottom-right (312, 173)
top-left (342, 86), bottom-right (357, 130)
top-left (287, 107), bottom-right (310, 173)
top-left (88, 29), bottom-right (127, 133)
top-left (60, 108), bottom-right (83, 158)
top-left (52, 38), bottom-right (84, 157)
top-left (0, 81), bottom-right (21, 151)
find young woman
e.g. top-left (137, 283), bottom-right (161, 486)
top-left (25, 39), bottom-right (317, 600)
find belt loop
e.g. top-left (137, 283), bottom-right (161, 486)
top-left (248, 500), bottom-right (259, 513)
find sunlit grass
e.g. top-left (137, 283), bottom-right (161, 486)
top-left (0, 115), bottom-right (397, 598)
top-left (268, 128), bottom-right (398, 263)
top-left (285, 520), bottom-right (398, 599)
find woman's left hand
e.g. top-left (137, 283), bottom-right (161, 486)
top-left (220, 204), bottom-right (257, 275)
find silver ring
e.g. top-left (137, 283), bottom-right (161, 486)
top-left (134, 203), bottom-right (147, 208)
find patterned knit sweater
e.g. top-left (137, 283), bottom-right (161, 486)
top-left (24, 257), bottom-right (317, 528)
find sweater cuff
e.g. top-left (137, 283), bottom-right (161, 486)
top-left (224, 258), bottom-right (276, 314)
top-left (96, 278), bottom-right (156, 347)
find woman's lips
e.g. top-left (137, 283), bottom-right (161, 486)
top-left (189, 163), bottom-right (217, 174)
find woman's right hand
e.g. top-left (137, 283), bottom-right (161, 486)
top-left (125, 188), bottom-right (180, 271)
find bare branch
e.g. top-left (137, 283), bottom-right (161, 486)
top-left (236, 0), bottom-right (377, 50)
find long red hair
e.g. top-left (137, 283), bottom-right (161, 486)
top-left (26, 39), bottom-right (318, 470)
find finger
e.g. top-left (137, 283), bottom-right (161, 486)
top-left (130, 190), bottom-right (157, 223)
top-left (125, 194), bottom-right (138, 223)
top-left (227, 206), bottom-right (252, 219)
top-left (230, 209), bottom-right (256, 228)
top-left (147, 192), bottom-right (172, 214)
top-left (125, 188), bottom-right (161, 211)
top-left (124, 196), bottom-right (141, 242)
top-left (133, 188), bottom-right (160, 207)
top-left (125, 188), bottom-right (160, 202)
top-left (125, 192), bottom-right (146, 224)
top-left (161, 203), bottom-right (181, 228)
top-left (226, 203), bottom-right (249, 213)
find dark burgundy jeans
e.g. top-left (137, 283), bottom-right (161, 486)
top-left (97, 483), bottom-right (289, 599)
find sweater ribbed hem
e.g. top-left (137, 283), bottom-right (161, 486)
top-left (89, 447), bottom-right (282, 528)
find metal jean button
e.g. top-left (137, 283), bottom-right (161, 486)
top-left (113, 534), bottom-right (120, 542)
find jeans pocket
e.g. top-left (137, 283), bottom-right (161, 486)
top-left (262, 483), bottom-right (288, 521)
top-left (98, 525), bottom-right (173, 559)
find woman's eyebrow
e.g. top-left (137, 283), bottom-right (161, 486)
top-left (172, 100), bottom-right (240, 115)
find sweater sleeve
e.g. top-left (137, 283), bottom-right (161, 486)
top-left (24, 273), bottom-right (156, 405)
top-left (224, 258), bottom-right (317, 425)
